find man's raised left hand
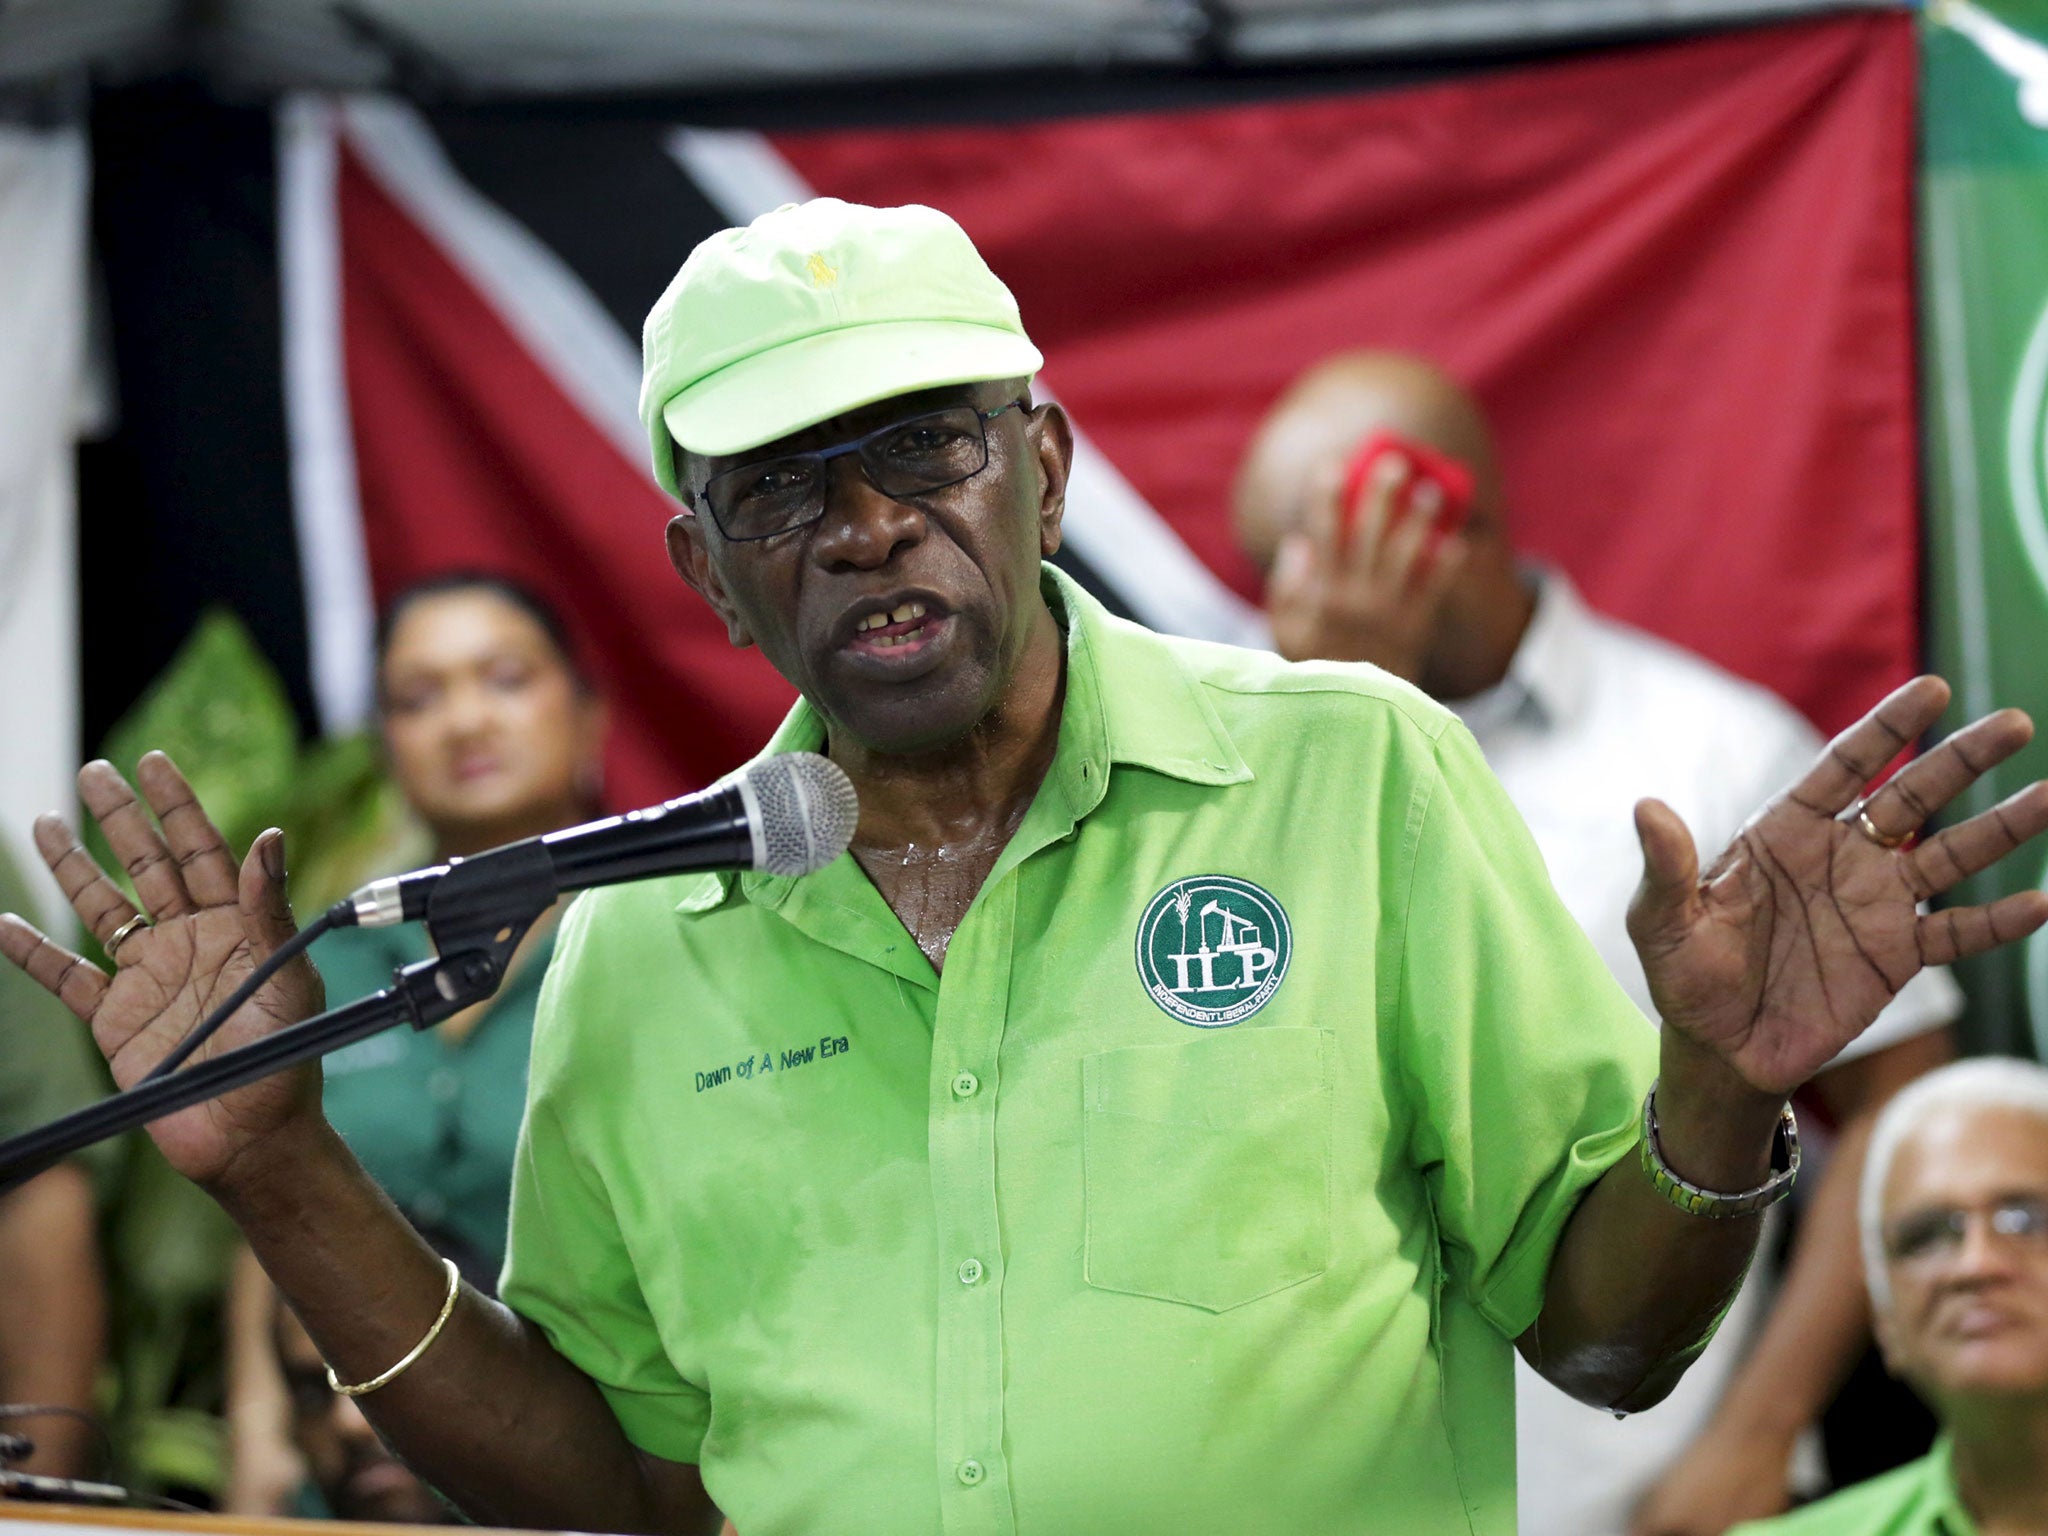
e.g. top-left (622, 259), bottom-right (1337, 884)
top-left (1628, 676), bottom-right (2048, 1101)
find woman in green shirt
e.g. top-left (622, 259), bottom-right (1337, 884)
top-left (226, 572), bottom-right (607, 1514)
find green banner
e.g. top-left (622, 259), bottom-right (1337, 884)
top-left (1923, 0), bottom-right (2048, 1057)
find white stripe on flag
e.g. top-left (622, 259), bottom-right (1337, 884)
top-left (279, 95), bottom-right (378, 735)
top-left (1056, 434), bottom-right (1271, 650)
top-left (667, 127), bottom-right (814, 223)
top-left (665, 127), bottom-right (1271, 651)
top-left (338, 97), bottom-right (654, 486)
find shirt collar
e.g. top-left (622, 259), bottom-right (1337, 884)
top-left (1449, 565), bottom-right (1595, 736)
top-left (1926, 1438), bottom-right (1980, 1536)
top-left (676, 562), bottom-right (1250, 917)
top-left (1054, 563), bottom-right (1251, 796)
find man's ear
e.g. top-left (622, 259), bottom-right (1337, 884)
top-left (666, 512), bottom-right (755, 649)
top-left (1029, 402), bottom-right (1074, 559)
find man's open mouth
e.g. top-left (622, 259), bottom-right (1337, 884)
top-left (853, 599), bottom-right (934, 650)
top-left (840, 595), bottom-right (953, 664)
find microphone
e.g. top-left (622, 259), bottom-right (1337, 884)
top-left (335, 751), bottom-right (859, 929)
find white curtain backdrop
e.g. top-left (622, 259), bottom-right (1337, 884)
top-left (0, 122), bottom-right (88, 932)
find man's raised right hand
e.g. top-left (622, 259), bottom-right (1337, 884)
top-left (0, 751), bottom-right (324, 1190)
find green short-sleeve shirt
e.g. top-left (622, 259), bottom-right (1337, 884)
top-left (502, 567), bottom-right (1660, 1536)
top-left (1729, 1442), bottom-right (1976, 1536)
top-left (315, 922), bottom-right (551, 1278)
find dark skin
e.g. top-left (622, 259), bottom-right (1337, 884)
top-left (666, 379), bottom-right (1072, 970)
top-left (2, 379), bottom-right (2047, 1532)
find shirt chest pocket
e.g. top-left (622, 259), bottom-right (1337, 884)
top-left (1081, 1027), bottom-right (1333, 1313)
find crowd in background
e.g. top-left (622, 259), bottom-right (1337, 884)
top-left (2, 344), bottom-right (2045, 1534)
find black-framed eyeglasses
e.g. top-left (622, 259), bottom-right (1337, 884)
top-left (1885, 1196), bottom-right (2048, 1265)
top-left (691, 401), bottom-right (1027, 543)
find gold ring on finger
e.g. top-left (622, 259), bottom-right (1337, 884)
top-left (106, 911), bottom-right (153, 961)
top-left (1849, 798), bottom-right (1911, 850)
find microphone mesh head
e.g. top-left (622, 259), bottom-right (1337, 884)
top-left (742, 752), bottom-right (859, 877)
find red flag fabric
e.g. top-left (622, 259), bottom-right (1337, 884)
top-left (339, 143), bottom-right (798, 805)
top-left (334, 12), bottom-right (1917, 816)
top-left (775, 13), bottom-right (1919, 735)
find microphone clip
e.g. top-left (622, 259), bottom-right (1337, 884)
top-left (398, 840), bottom-right (559, 1033)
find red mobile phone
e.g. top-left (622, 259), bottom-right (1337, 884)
top-left (1339, 429), bottom-right (1475, 556)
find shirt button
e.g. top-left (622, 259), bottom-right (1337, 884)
top-left (956, 1458), bottom-right (985, 1487)
top-left (951, 1071), bottom-right (980, 1099)
top-left (957, 1257), bottom-right (984, 1286)
top-left (428, 1069), bottom-right (460, 1104)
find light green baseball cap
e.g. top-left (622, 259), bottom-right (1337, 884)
top-left (639, 197), bottom-right (1045, 499)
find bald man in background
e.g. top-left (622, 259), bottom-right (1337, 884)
top-left (1233, 352), bottom-right (1962, 1536)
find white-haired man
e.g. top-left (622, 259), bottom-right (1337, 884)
top-left (1732, 1057), bottom-right (2048, 1535)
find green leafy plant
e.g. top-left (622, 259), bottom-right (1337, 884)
top-left (90, 609), bottom-right (422, 915)
top-left (85, 608), bottom-right (419, 1501)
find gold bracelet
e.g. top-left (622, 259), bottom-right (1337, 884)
top-left (326, 1257), bottom-right (462, 1398)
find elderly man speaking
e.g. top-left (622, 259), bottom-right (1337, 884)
top-left (4, 199), bottom-right (2048, 1536)
top-left (1732, 1058), bottom-right (2048, 1535)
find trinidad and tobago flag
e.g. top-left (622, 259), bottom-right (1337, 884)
top-left (83, 10), bottom-right (1920, 808)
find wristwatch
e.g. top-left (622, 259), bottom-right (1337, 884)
top-left (1639, 1079), bottom-right (1800, 1219)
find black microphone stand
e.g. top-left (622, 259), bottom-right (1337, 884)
top-left (0, 843), bottom-right (558, 1196)
top-left (0, 1467), bottom-right (141, 1507)
top-left (2, 1424), bottom-right (197, 1510)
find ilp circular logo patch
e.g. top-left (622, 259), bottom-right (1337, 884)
top-left (1135, 875), bottom-right (1292, 1027)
